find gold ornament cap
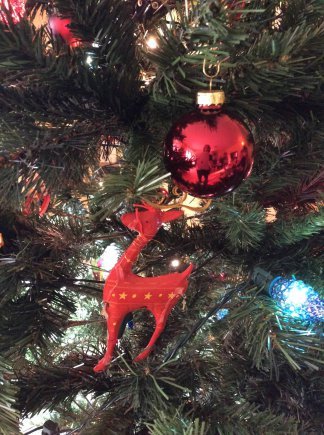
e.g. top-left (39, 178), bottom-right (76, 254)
top-left (196, 90), bottom-right (225, 108)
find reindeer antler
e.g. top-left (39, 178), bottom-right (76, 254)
top-left (143, 187), bottom-right (212, 212)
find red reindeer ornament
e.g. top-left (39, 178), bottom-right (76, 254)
top-left (22, 174), bottom-right (50, 218)
top-left (94, 204), bottom-right (193, 372)
top-left (22, 191), bottom-right (50, 217)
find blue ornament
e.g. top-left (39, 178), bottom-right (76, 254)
top-left (269, 276), bottom-right (323, 322)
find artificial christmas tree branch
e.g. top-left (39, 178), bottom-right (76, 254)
top-left (0, 0), bottom-right (323, 432)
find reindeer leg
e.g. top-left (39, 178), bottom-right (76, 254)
top-left (134, 304), bottom-right (172, 362)
top-left (94, 304), bottom-right (126, 372)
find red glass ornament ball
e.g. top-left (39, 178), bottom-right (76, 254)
top-left (164, 110), bottom-right (254, 198)
top-left (49, 16), bottom-right (80, 47)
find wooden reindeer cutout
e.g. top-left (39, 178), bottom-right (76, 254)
top-left (94, 203), bottom-right (193, 372)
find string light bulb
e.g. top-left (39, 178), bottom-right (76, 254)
top-left (216, 308), bottom-right (229, 320)
top-left (252, 268), bottom-right (323, 322)
top-left (269, 276), bottom-right (323, 321)
top-left (146, 35), bottom-right (158, 50)
top-left (170, 258), bottom-right (180, 268)
top-left (85, 54), bottom-right (94, 66)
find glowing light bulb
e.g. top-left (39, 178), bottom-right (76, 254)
top-left (86, 54), bottom-right (94, 65)
top-left (216, 309), bottom-right (229, 320)
top-left (285, 282), bottom-right (308, 306)
top-left (98, 244), bottom-right (120, 279)
top-left (170, 258), bottom-right (180, 268)
top-left (269, 276), bottom-right (323, 321)
top-left (146, 36), bottom-right (158, 50)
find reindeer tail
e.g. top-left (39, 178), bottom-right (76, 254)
top-left (182, 263), bottom-right (194, 281)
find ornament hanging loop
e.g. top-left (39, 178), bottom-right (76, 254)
top-left (202, 57), bottom-right (229, 91)
top-left (203, 58), bottom-right (221, 91)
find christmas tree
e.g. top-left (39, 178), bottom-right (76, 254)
top-left (0, 1), bottom-right (323, 434)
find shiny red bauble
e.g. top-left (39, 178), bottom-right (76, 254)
top-left (49, 16), bottom-right (80, 47)
top-left (164, 109), bottom-right (254, 198)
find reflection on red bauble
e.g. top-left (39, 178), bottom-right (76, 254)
top-left (49, 16), bottom-right (80, 47)
top-left (0, 0), bottom-right (25, 24)
top-left (164, 109), bottom-right (254, 198)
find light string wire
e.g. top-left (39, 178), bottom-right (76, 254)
top-left (163, 281), bottom-right (249, 362)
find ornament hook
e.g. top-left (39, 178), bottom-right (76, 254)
top-left (203, 57), bottom-right (229, 91)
